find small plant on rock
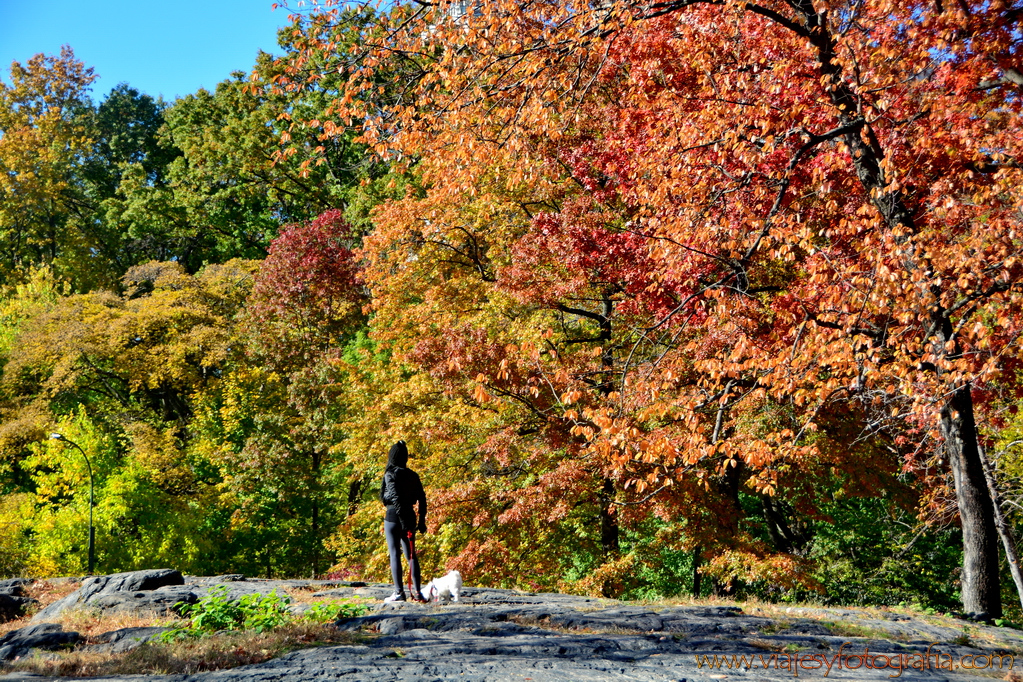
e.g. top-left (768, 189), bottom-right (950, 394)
top-left (951, 626), bottom-right (973, 647)
top-left (160, 587), bottom-right (370, 641)
top-left (238, 592), bottom-right (292, 633)
top-left (162, 586), bottom-right (292, 640)
top-left (177, 586), bottom-right (244, 633)
top-left (303, 599), bottom-right (372, 624)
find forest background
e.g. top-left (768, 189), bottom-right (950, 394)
top-left (1, 0), bottom-right (1022, 621)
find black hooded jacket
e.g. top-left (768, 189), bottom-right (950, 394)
top-left (379, 441), bottom-right (427, 532)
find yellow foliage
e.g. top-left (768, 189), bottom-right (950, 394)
top-left (561, 553), bottom-right (641, 598)
top-left (0, 493), bottom-right (32, 578)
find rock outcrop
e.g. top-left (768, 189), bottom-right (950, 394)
top-left (0, 623), bottom-right (79, 663)
top-left (5, 575), bottom-right (1023, 681)
top-left (0, 580), bottom-right (36, 622)
top-left (31, 569), bottom-right (189, 621)
top-left (89, 626), bottom-right (173, 654)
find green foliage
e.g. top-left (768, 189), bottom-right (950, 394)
top-left (781, 497), bottom-right (961, 612)
top-left (173, 586), bottom-right (293, 635)
top-left (4, 407), bottom-right (218, 576)
top-left (163, 586), bottom-right (369, 641)
top-left (0, 263), bottom-right (257, 576)
top-left (176, 586), bottom-right (247, 633)
top-left (617, 527), bottom-right (701, 601)
top-left (0, 493), bottom-right (30, 577)
top-left (303, 599), bottom-right (372, 624)
top-left (238, 592), bottom-right (293, 633)
top-left (108, 15), bottom-right (393, 272)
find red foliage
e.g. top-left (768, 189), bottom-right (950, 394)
top-left (247, 209), bottom-right (366, 366)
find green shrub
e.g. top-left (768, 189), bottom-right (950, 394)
top-left (161, 586), bottom-right (371, 641)
top-left (238, 592), bottom-right (292, 633)
top-left (177, 586), bottom-right (246, 633)
top-left (304, 599), bottom-right (372, 623)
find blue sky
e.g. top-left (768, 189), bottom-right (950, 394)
top-left (0, 0), bottom-right (296, 102)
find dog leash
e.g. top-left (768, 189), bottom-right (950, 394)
top-left (407, 530), bottom-right (419, 599)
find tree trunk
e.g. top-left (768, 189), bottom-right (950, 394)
top-left (692, 546), bottom-right (702, 598)
top-left (311, 450), bottom-right (322, 579)
top-left (941, 384), bottom-right (1002, 619)
top-left (347, 478), bottom-right (364, 517)
top-left (595, 293), bottom-right (620, 568)
top-left (978, 444), bottom-right (1023, 614)
top-left (311, 497), bottom-right (319, 579)
top-left (792, 0), bottom-right (1004, 618)
top-left (596, 477), bottom-right (621, 598)
top-left (599, 477), bottom-right (620, 558)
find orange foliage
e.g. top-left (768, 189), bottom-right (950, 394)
top-left (281, 0), bottom-right (1023, 599)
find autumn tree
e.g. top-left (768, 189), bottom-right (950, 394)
top-left (197, 209), bottom-right (368, 576)
top-left (1, 49), bottom-right (185, 288)
top-left (287, 0), bottom-right (1023, 614)
top-left (0, 47), bottom-right (104, 288)
top-left (0, 260), bottom-right (261, 574)
top-left (108, 11), bottom-right (396, 273)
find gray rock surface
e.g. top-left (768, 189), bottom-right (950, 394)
top-left (0, 596), bottom-right (35, 623)
top-left (0, 581), bottom-right (30, 597)
top-left (23, 572), bottom-right (369, 623)
top-left (0, 581), bottom-right (35, 623)
top-left (0, 624), bottom-right (79, 663)
top-left (4, 583), bottom-right (1023, 680)
top-left (0, 581), bottom-right (35, 622)
top-left (87, 584), bottom-right (200, 616)
top-left (87, 626), bottom-right (173, 654)
top-left (31, 569), bottom-right (184, 621)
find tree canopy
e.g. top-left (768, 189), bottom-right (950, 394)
top-left (1, 0), bottom-right (1022, 618)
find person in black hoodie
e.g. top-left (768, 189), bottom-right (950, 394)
top-left (379, 440), bottom-right (428, 602)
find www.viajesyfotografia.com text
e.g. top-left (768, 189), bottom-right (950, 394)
top-left (694, 643), bottom-right (1014, 678)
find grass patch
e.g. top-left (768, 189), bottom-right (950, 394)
top-left (2, 579), bottom-right (376, 678)
top-left (25, 578), bottom-right (81, 607)
top-left (746, 637), bottom-right (783, 651)
top-left (54, 609), bottom-right (175, 637)
top-left (950, 626), bottom-right (973, 647)
top-left (756, 620), bottom-right (793, 635)
top-left (6, 622), bottom-right (364, 677)
top-left (820, 620), bottom-right (904, 641)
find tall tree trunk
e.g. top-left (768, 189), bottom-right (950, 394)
top-left (595, 292), bottom-right (620, 565)
top-left (597, 477), bottom-right (620, 598)
top-left (979, 444), bottom-right (1023, 613)
top-left (791, 0), bottom-right (1004, 617)
top-left (311, 498), bottom-right (319, 579)
top-left (941, 384), bottom-right (1002, 619)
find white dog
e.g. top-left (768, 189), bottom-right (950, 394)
top-left (423, 570), bottom-right (462, 603)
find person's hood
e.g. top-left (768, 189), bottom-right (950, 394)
top-left (387, 441), bottom-right (409, 468)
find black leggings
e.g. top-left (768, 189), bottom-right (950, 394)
top-left (385, 520), bottom-right (422, 597)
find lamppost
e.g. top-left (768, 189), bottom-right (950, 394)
top-left (49, 433), bottom-right (95, 574)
